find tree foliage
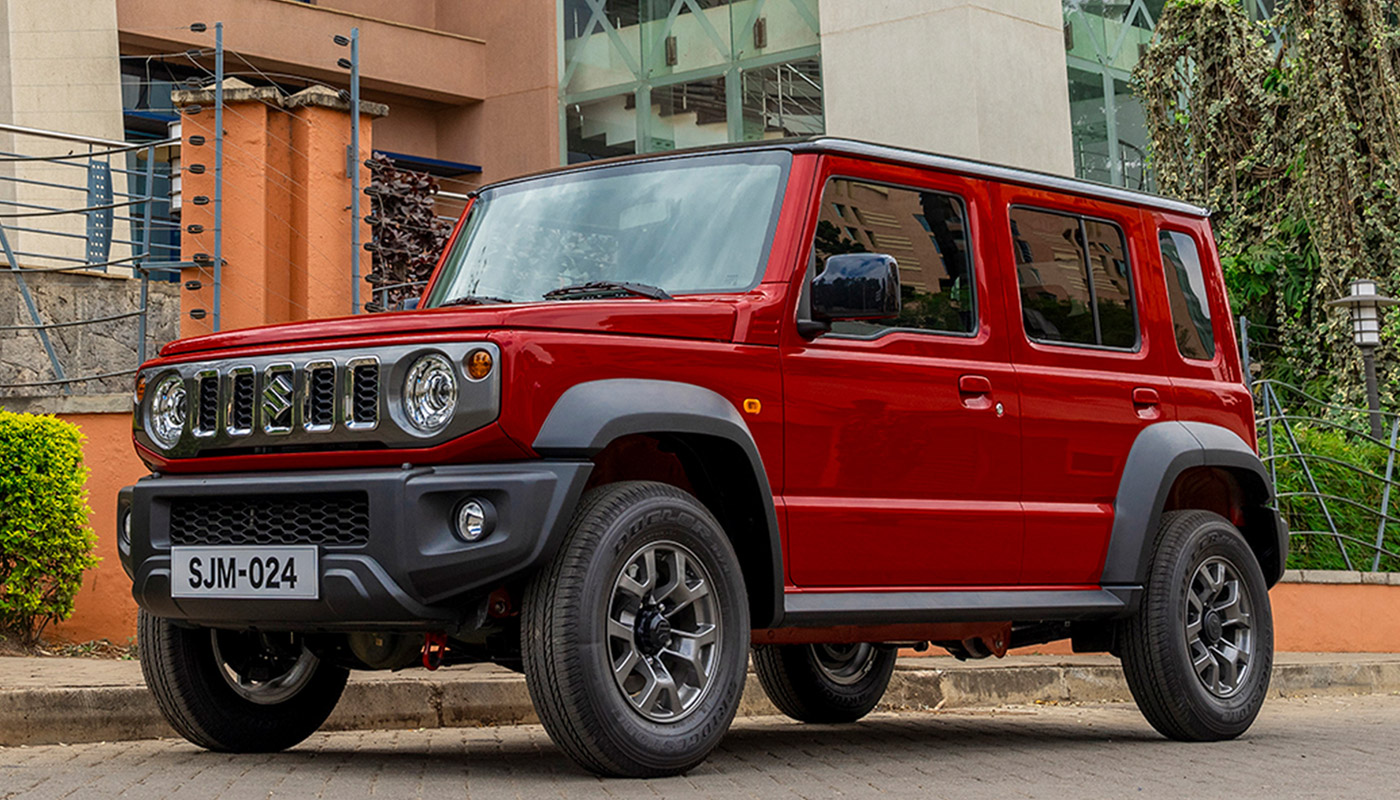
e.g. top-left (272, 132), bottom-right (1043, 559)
top-left (1135, 0), bottom-right (1400, 403)
top-left (0, 412), bottom-right (97, 645)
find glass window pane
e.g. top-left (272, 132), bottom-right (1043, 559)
top-left (648, 77), bottom-right (729, 151)
top-left (1067, 66), bottom-right (1111, 185)
top-left (567, 93), bottom-right (638, 163)
top-left (562, 1), bottom-right (643, 95)
top-left (741, 58), bottom-right (824, 140)
top-left (642, 0), bottom-right (732, 77)
top-left (1012, 208), bottom-right (1096, 345)
top-left (1084, 219), bottom-right (1137, 348)
top-left (812, 179), bottom-right (975, 336)
top-left (1159, 230), bottom-right (1216, 360)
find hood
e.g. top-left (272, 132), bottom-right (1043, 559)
top-left (160, 298), bottom-right (739, 357)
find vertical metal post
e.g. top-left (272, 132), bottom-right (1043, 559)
top-left (349, 26), bottom-right (362, 314)
top-left (1373, 417), bottom-right (1400, 571)
top-left (0, 222), bottom-right (68, 392)
top-left (138, 143), bottom-right (156, 364)
top-left (1238, 315), bottom-right (1251, 390)
top-left (1363, 345), bottom-right (1383, 439)
top-left (213, 21), bottom-right (224, 332)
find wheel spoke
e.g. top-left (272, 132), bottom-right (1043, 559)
top-left (1214, 585), bottom-right (1251, 629)
top-left (1202, 562), bottom-right (1225, 596)
top-left (613, 647), bottom-right (641, 679)
top-left (1212, 643), bottom-right (1242, 689)
top-left (607, 616), bottom-right (635, 643)
top-left (635, 659), bottom-right (680, 716)
top-left (663, 624), bottom-right (717, 689)
top-left (660, 576), bottom-right (710, 619)
top-left (1192, 644), bottom-right (1218, 689)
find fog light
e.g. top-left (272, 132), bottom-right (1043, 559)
top-left (454, 499), bottom-right (494, 542)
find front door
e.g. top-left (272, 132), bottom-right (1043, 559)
top-left (782, 159), bottom-right (1023, 588)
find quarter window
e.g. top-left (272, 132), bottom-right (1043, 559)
top-left (1011, 207), bottom-right (1138, 349)
top-left (811, 179), bottom-right (976, 336)
top-left (1159, 230), bottom-right (1216, 360)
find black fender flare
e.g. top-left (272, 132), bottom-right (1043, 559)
top-left (533, 378), bottom-right (785, 627)
top-left (1102, 420), bottom-right (1287, 589)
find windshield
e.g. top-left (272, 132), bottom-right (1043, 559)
top-left (424, 151), bottom-right (790, 306)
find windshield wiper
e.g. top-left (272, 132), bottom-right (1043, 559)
top-left (438, 294), bottom-right (513, 307)
top-left (542, 281), bottom-right (673, 301)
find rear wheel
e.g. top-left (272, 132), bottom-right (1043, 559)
top-left (753, 642), bottom-right (897, 723)
top-left (138, 610), bottom-right (348, 752)
top-left (1119, 510), bottom-right (1273, 741)
top-left (523, 481), bottom-right (750, 777)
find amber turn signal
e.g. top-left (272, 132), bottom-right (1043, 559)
top-left (743, 398), bottom-right (761, 414)
top-left (134, 373), bottom-right (147, 403)
top-left (465, 349), bottom-right (494, 380)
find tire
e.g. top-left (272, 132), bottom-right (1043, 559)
top-left (1118, 510), bottom-right (1274, 741)
top-left (522, 481), bottom-right (750, 777)
top-left (753, 642), bottom-right (897, 723)
top-left (138, 610), bottom-right (349, 752)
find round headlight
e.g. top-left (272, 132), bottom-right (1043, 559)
top-left (402, 353), bottom-right (458, 434)
top-left (146, 374), bottom-right (187, 449)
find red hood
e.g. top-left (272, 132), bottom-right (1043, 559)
top-left (160, 298), bottom-right (739, 357)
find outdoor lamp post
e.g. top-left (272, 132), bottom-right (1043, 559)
top-left (1328, 278), bottom-right (1399, 438)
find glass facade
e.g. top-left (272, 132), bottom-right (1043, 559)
top-left (559, 0), bottom-right (823, 163)
top-left (1062, 0), bottom-right (1276, 189)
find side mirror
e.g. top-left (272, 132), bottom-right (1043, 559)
top-left (397, 297), bottom-right (421, 311)
top-left (811, 253), bottom-right (900, 321)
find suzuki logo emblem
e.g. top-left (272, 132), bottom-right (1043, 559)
top-left (262, 370), bottom-right (294, 430)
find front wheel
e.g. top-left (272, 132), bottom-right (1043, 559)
top-left (522, 481), bottom-right (750, 778)
top-left (138, 610), bottom-right (348, 752)
top-left (1118, 510), bottom-right (1274, 741)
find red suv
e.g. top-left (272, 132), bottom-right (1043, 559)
top-left (120, 138), bottom-right (1285, 777)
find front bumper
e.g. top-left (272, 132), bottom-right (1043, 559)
top-left (118, 462), bottom-right (592, 631)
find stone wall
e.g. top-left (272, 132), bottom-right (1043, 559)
top-left (0, 270), bottom-right (180, 409)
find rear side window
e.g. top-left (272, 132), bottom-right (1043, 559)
top-left (1158, 230), bottom-right (1216, 360)
top-left (812, 178), bottom-right (976, 336)
top-left (1010, 207), bottom-right (1137, 349)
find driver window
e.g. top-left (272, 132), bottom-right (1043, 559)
top-left (811, 178), bottom-right (976, 336)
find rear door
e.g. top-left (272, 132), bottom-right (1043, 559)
top-left (994, 185), bottom-right (1174, 585)
top-left (782, 157), bottom-right (1023, 588)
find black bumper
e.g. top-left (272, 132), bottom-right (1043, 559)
top-left (118, 462), bottom-right (592, 631)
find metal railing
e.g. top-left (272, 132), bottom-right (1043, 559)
top-left (1242, 317), bottom-right (1400, 571)
top-left (0, 122), bottom-right (185, 394)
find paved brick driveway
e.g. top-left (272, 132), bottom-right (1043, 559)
top-left (3, 694), bottom-right (1398, 798)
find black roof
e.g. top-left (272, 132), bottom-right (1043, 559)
top-left (489, 136), bottom-right (1210, 219)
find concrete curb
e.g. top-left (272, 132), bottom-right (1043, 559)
top-left (5, 657), bottom-right (1400, 748)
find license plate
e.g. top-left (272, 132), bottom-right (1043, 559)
top-left (171, 546), bottom-right (319, 599)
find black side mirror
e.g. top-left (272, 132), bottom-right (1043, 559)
top-left (811, 253), bottom-right (900, 321)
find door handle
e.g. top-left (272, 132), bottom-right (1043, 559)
top-left (959, 375), bottom-right (992, 396)
top-left (1132, 387), bottom-right (1160, 407)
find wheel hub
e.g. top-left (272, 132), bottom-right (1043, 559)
top-left (634, 608), bottom-right (673, 656)
top-left (1203, 611), bottom-right (1224, 644)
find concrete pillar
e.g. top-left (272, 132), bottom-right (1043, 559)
top-left (818, 0), bottom-right (1075, 175)
top-left (175, 81), bottom-right (384, 337)
top-left (0, 0), bottom-right (127, 270)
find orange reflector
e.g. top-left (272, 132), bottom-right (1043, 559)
top-left (466, 349), bottom-right (494, 380)
top-left (743, 398), bottom-right (761, 415)
top-left (134, 373), bottom-right (146, 403)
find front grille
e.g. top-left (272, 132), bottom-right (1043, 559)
top-left (230, 371), bottom-right (256, 433)
top-left (306, 365), bottom-right (336, 428)
top-left (196, 374), bottom-right (219, 434)
top-left (350, 362), bottom-right (379, 427)
top-left (169, 492), bottom-right (371, 547)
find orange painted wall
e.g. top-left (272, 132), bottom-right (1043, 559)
top-left (49, 412), bottom-right (143, 644)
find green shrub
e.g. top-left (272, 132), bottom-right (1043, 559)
top-left (1268, 421), bottom-right (1400, 571)
top-left (0, 411), bottom-right (97, 644)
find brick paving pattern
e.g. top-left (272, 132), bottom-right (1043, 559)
top-left (2, 694), bottom-right (1398, 799)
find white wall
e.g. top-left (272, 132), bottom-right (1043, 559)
top-left (819, 0), bottom-right (1074, 175)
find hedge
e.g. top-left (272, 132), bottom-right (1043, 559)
top-left (0, 411), bottom-right (97, 644)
